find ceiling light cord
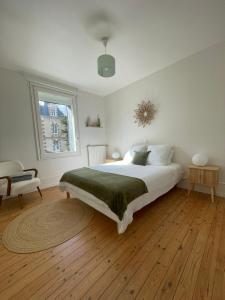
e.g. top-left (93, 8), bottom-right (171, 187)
top-left (102, 37), bottom-right (108, 54)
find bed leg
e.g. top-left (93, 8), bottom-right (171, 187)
top-left (66, 192), bottom-right (70, 199)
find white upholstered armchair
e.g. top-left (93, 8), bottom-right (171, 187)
top-left (0, 161), bottom-right (42, 208)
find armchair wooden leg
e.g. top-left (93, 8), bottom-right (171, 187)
top-left (18, 194), bottom-right (23, 209)
top-left (0, 195), bottom-right (2, 207)
top-left (37, 186), bottom-right (43, 199)
top-left (66, 192), bottom-right (70, 199)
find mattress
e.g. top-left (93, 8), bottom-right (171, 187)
top-left (92, 161), bottom-right (183, 193)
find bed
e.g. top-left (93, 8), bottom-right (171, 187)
top-left (59, 160), bottom-right (183, 234)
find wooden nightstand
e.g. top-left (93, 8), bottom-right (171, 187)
top-left (188, 165), bottom-right (219, 202)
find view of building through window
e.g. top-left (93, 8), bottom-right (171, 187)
top-left (39, 100), bottom-right (76, 154)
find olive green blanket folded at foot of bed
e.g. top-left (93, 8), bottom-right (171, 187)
top-left (60, 167), bottom-right (148, 220)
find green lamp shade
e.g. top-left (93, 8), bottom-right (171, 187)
top-left (98, 54), bottom-right (115, 77)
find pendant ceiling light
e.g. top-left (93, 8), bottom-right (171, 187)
top-left (98, 37), bottom-right (115, 77)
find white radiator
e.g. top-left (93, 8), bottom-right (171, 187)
top-left (87, 144), bottom-right (107, 166)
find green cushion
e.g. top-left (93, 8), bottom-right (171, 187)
top-left (132, 151), bottom-right (150, 166)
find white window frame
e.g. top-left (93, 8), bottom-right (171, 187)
top-left (29, 80), bottom-right (80, 160)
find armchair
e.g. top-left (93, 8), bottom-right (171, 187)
top-left (0, 161), bottom-right (42, 208)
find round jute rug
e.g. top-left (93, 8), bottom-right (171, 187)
top-left (2, 198), bottom-right (94, 253)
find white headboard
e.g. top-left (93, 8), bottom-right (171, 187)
top-left (87, 144), bottom-right (107, 166)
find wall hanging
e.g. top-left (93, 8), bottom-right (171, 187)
top-left (134, 100), bottom-right (156, 127)
top-left (86, 115), bottom-right (102, 128)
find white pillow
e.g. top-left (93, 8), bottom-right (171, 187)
top-left (147, 145), bottom-right (173, 166)
top-left (123, 144), bottom-right (147, 163)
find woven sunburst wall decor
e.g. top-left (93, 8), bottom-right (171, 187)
top-left (134, 100), bottom-right (156, 128)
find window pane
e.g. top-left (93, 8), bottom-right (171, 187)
top-left (38, 93), bottom-right (76, 154)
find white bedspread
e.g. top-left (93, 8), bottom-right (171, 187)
top-left (60, 161), bottom-right (183, 233)
top-left (92, 161), bottom-right (183, 193)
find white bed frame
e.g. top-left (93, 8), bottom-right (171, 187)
top-left (59, 174), bottom-right (180, 233)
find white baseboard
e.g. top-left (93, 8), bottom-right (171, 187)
top-left (4, 176), bottom-right (224, 199)
top-left (39, 177), bottom-right (225, 197)
top-left (39, 175), bottom-right (60, 189)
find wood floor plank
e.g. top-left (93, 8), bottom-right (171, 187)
top-left (153, 193), bottom-right (217, 300)
top-left (10, 223), bottom-right (114, 300)
top-left (211, 201), bottom-right (225, 300)
top-left (0, 215), bottom-right (109, 284)
top-left (0, 219), bottom-right (113, 299)
top-left (115, 192), bottom-right (205, 300)
top-left (48, 190), bottom-right (183, 299)
top-left (82, 191), bottom-right (188, 300)
top-left (0, 187), bottom-right (224, 300)
top-left (192, 194), bottom-right (225, 300)
top-left (6, 189), bottom-right (181, 299)
top-left (0, 206), bottom-right (107, 265)
top-left (98, 191), bottom-right (198, 300)
top-left (173, 197), bottom-right (220, 300)
top-left (63, 191), bottom-right (187, 300)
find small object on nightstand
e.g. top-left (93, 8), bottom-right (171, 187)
top-left (192, 153), bottom-right (208, 166)
top-left (112, 151), bottom-right (121, 160)
top-left (187, 165), bottom-right (219, 202)
top-left (105, 158), bottom-right (121, 163)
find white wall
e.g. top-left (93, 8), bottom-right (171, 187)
top-left (1, 41), bottom-right (225, 197)
top-left (104, 41), bottom-right (225, 197)
top-left (0, 68), bottom-right (105, 188)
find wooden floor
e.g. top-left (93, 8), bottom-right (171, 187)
top-left (0, 187), bottom-right (225, 300)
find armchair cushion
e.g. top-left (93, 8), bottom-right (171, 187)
top-left (0, 177), bottom-right (41, 197)
top-left (11, 172), bottom-right (33, 183)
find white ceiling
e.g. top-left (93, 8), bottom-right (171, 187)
top-left (0, 0), bottom-right (225, 96)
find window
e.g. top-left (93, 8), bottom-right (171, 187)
top-left (53, 140), bottom-right (60, 152)
top-left (30, 81), bottom-right (79, 159)
top-left (51, 123), bottom-right (59, 134)
top-left (49, 103), bottom-right (58, 117)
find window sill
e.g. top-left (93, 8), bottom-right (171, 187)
top-left (38, 150), bottom-right (81, 160)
